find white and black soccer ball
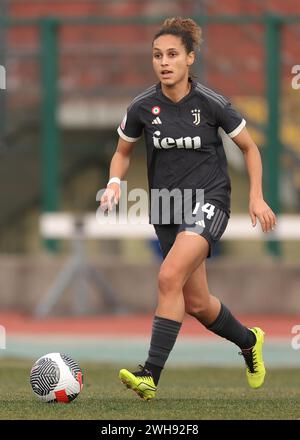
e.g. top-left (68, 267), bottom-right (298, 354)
top-left (30, 353), bottom-right (83, 403)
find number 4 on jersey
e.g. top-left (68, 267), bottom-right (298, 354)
top-left (193, 202), bottom-right (216, 220)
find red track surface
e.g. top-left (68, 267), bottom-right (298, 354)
top-left (0, 312), bottom-right (297, 338)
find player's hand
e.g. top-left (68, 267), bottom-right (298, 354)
top-left (100, 183), bottom-right (121, 212)
top-left (249, 197), bottom-right (277, 233)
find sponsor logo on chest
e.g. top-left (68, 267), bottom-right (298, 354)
top-left (152, 130), bottom-right (201, 150)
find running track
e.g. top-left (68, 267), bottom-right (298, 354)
top-left (0, 312), bottom-right (297, 337)
top-left (0, 313), bottom-right (298, 366)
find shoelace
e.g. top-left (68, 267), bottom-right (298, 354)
top-left (239, 347), bottom-right (257, 373)
top-left (133, 364), bottom-right (152, 380)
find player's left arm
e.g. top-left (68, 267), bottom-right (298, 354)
top-left (232, 127), bottom-right (277, 233)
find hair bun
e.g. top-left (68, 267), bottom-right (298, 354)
top-left (162, 17), bottom-right (202, 50)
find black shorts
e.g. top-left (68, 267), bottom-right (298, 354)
top-left (153, 204), bottom-right (229, 259)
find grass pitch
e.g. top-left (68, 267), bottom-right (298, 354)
top-left (0, 359), bottom-right (299, 420)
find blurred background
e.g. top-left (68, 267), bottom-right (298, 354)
top-left (0, 0), bottom-right (299, 366)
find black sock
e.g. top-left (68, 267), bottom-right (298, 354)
top-left (144, 362), bottom-right (162, 386)
top-left (145, 315), bottom-right (182, 385)
top-left (205, 303), bottom-right (256, 349)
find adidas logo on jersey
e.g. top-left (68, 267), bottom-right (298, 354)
top-left (153, 130), bottom-right (201, 150)
top-left (195, 219), bottom-right (205, 227)
top-left (152, 117), bottom-right (162, 125)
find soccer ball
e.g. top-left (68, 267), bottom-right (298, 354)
top-left (30, 353), bottom-right (83, 403)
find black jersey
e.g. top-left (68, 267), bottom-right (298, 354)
top-left (117, 80), bottom-right (245, 223)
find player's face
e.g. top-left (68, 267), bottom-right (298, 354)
top-left (152, 35), bottom-right (195, 87)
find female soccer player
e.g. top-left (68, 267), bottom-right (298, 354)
top-left (100, 17), bottom-right (276, 400)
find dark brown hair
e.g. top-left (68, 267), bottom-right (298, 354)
top-left (153, 17), bottom-right (202, 54)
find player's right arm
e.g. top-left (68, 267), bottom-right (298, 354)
top-left (100, 137), bottom-right (136, 211)
top-left (100, 98), bottom-right (143, 211)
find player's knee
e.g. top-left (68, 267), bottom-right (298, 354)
top-left (158, 265), bottom-right (182, 295)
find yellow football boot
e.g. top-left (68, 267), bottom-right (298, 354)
top-left (239, 327), bottom-right (266, 389)
top-left (119, 365), bottom-right (157, 400)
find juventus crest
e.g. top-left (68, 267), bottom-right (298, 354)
top-left (191, 109), bottom-right (201, 125)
